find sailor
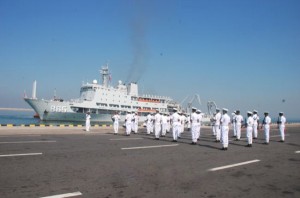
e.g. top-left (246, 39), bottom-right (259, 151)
top-left (154, 110), bottom-right (162, 140)
top-left (210, 113), bottom-right (216, 136)
top-left (234, 110), bottom-right (244, 141)
top-left (214, 108), bottom-right (221, 142)
top-left (231, 111), bottom-right (237, 137)
top-left (252, 110), bottom-right (260, 139)
top-left (220, 108), bottom-right (230, 150)
top-left (146, 113), bottom-right (153, 135)
top-left (196, 109), bottom-right (202, 140)
top-left (112, 111), bottom-right (120, 135)
top-left (190, 107), bottom-right (198, 144)
top-left (134, 112), bottom-right (139, 134)
top-left (246, 111), bottom-right (254, 147)
top-left (85, 111), bottom-right (91, 132)
top-left (150, 112), bottom-right (155, 134)
top-left (186, 113), bottom-right (191, 131)
top-left (277, 112), bottom-right (286, 142)
top-left (161, 113), bottom-right (168, 137)
top-left (166, 113), bottom-right (171, 133)
top-left (125, 110), bottom-right (132, 136)
top-left (170, 108), bottom-right (180, 142)
top-left (261, 112), bottom-right (271, 144)
top-left (131, 111), bottom-right (136, 133)
top-left (179, 112), bottom-right (186, 137)
top-left (177, 111), bottom-right (183, 138)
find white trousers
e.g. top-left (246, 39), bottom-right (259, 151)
top-left (155, 123), bottom-right (161, 138)
top-left (221, 126), bottom-right (229, 148)
top-left (264, 125), bottom-right (270, 143)
top-left (178, 124), bottom-right (182, 137)
top-left (134, 123), bottom-right (138, 133)
top-left (233, 123), bottom-right (236, 136)
top-left (162, 123), bottom-right (167, 136)
top-left (236, 124), bottom-right (242, 139)
top-left (85, 120), bottom-right (90, 132)
top-left (197, 125), bottom-right (201, 139)
top-left (212, 125), bottom-right (216, 136)
top-left (172, 124), bottom-right (180, 140)
top-left (113, 122), bottom-right (119, 134)
top-left (253, 124), bottom-right (258, 138)
top-left (191, 124), bottom-right (198, 143)
top-left (146, 122), bottom-right (152, 134)
top-left (215, 125), bottom-right (221, 141)
top-left (247, 126), bottom-right (253, 144)
top-left (279, 125), bottom-right (285, 141)
top-left (126, 122), bottom-right (132, 135)
top-left (167, 123), bottom-right (171, 133)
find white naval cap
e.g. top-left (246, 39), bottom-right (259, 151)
top-left (127, 110), bottom-right (131, 113)
top-left (196, 109), bottom-right (201, 113)
top-left (279, 112), bottom-right (284, 114)
top-left (247, 111), bottom-right (253, 115)
top-left (264, 111), bottom-right (269, 114)
top-left (216, 108), bottom-right (220, 111)
top-left (253, 110), bottom-right (258, 113)
top-left (222, 108), bottom-right (228, 112)
top-left (192, 107), bottom-right (197, 110)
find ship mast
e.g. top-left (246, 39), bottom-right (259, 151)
top-left (100, 64), bottom-right (110, 88)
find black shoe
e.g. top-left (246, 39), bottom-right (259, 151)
top-left (235, 139), bottom-right (240, 141)
top-left (155, 138), bottom-right (159, 140)
top-left (221, 147), bottom-right (225, 150)
top-left (114, 133), bottom-right (117, 135)
top-left (224, 147), bottom-right (228, 150)
top-left (263, 142), bottom-right (269, 145)
top-left (279, 140), bottom-right (285, 142)
top-left (249, 144), bottom-right (252, 147)
top-left (172, 140), bottom-right (177, 142)
top-left (245, 144), bottom-right (250, 147)
top-left (253, 137), bottom-right (257, 139)
top-left (233, 136), bottom-right (237, 138)
top-left (178, 137), bottom-right (181, 139)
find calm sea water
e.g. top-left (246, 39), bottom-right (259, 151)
top-left (0, 110), bottom-right (111, 125)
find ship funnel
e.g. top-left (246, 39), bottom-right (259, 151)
top-left (32, 80), bottom-right (37, 99)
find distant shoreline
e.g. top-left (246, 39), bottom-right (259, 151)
top-left (0, 108), bottom-right (33, 112)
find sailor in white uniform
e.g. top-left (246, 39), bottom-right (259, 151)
top-left (234, 110), bottom-right (243, 141)
top-left (187, 113), bottom-right (191, 131)
top-left (166, 113), bottom-right (171, 133)
top-left (171, 108), bottom-right (180, 142)
top-left (131, 111), bottom-right (136, 133)
top-left (246, 111), bottom-right (254, 147)
top-left (252, 110), bottom-right (260, 139)
top-left (112, 111), bottom-right (120, 134)
top-left (231, 111), bottom-right (237, 137)
top-left (220, 108), bottom-right (230, 150)
top-left (190, 107), bottom-right (198, 144)
top-left (161, 113), bottom-right (168, 137)
top-left (262, 112), bottom-right (271, 144)
top-left (146, 113), bottom-right (152, 135)
top-left (125, 110), bottom-right (132, 136)
top-left (179, 112), bottom-right (186, 137)
top-left (85, 111), bottom-right (91, 132)
top-left (133, 112), bottom-right (139, 134)
top-left (196, 109), bottom-right (202, 140)
top-left (210, 113), bottom-right (216, 136)
top-left (277, 112), bottom-right (286, 142)
top-left (154, 110), bottom-right (162, 140)
top-left (214, 108), bottom-right (221, 142)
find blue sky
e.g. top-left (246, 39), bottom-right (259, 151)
top-left (1, 0), bottom-right (300, 119)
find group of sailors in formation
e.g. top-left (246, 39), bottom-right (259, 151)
top-left (87, 107), bottom-right (287, 151)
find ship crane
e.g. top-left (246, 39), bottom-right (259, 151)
top-left (207, 101), bottom-right (218, 116)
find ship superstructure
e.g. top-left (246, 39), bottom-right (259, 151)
top-left (24, 65), bottom-right (179, 123)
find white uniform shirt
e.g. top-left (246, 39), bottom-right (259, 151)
top-left (147, 114), bottom-right (153, 123)
top-left (279, 116), bottom-right (286, 126)
top-left (112, 114), bottom-right (120, 123)
top-left (263, 116), bottom-right (271, 125)
top-left (134, 114), bottom-right (139, 124)
top-left (125, 113), bottom-right (132, 124)
top-left (154, 113), bottom-right (161, 124)
top-left (180, 115), bottom-right (186, 125)
top-left (191, 112), bottom-right (197, 125)
top-left (171, 112), bottom-right (180, 125)
top-left (196, 113), bottom-right (203, 125)
top-left (86, 114), bottom-right (91, 121)
top-left (221, 114), bottom-right (230, 126)
top-left (215, 112), bottom-right (221, 125)
top-left (235, 115), bottom-right (243, 125)
top-left (253, 114), bottom-right (259, 125)
top-left (161, 115), bottom-right (167, 124)
top-left (247, 116), bottom-right (254, 127)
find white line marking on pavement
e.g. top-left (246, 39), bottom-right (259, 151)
top-left (0, 135), bottom-right (41, 137)
top-left (122, 144), bottom-right (179, 150)
top-left (110, 138), bottom-right (143, 141)
top-left (295, 151), bottom-right (300, 154)
top-left (40, 191), bottom-right (82, 198)
top-left (208, 159), bottom-right (260, 172)
top-left (0, 153), bottom-right (43, 157)
top-left (0, 140), bottom-right (56, 144)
